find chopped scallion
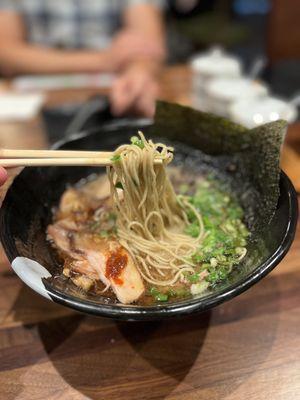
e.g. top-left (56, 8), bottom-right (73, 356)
top-left (150, 287), bottom-right (169, 302)
top-left (130, 136), bottom-right (145, 149)
top-left (111, 154), bottom-right (121, 163)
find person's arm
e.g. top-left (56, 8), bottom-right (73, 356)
top-left (0, 11), bottom-right (113, 76)
top-left (123, 1), bottom-right (166, 65)
top-left (110, 2), bottom-right (166, 117)
top-left (110, 1), bottom-right (166, 71)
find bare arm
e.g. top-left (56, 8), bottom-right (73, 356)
top-left (123, 2), bottom-right (166, 67)
top-left (110, 2), bottom-right (166, 117)
top-left (0, 11), bottom-right (113, 76)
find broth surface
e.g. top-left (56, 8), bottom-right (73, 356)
top-left (47, 167), bottom-right (249, 305)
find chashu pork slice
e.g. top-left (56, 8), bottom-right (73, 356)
top-left (47, 222), bottom-right (144, 304)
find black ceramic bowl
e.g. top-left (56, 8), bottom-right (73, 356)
top-left (0, 119), bottom-right (298, 320)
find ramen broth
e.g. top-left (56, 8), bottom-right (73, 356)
top-left (47, 167), bottom-right (249, 306)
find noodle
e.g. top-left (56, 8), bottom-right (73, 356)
top-left (107, 132), bottom-right (205, 286)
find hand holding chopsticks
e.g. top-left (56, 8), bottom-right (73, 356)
top-left (0, 149), bottom-right (162, 167)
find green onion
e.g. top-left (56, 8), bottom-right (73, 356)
top-left (155, 293), bottom-right (168, 302)
top-left (111, 154), bottom-right (121, 163)
top-left (150, 287), bottom-right (159, 295)
top-left (185, 223), bottom-right (200, 238)
top-left (192, 253), bottom-right (204, 263)
top-left (207, 271), bottom-right (218, 284)
top-left (206, 266), bottom-right (230, 285)
top-left (218, 268), bottom-right (228, 280)
top-left (186, 273), bottom-right (200, 283)
top-left (150, 287), bottom-right (169, 302)
top-left (130, 136), bottom-right (144, 149)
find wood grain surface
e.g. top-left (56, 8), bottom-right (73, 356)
top-left (0, 66), bottom-right (299, 400)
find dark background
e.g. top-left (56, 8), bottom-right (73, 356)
top-left (166, 0), bottom-right (300, 99)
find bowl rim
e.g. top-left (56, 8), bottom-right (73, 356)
top-left (40, 171), bottom-right (298, 319)
top-left (0, 130), bottom-right (298, 320)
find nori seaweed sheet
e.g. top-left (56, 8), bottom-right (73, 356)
top-left (150, 101), bottom-right (287, 233)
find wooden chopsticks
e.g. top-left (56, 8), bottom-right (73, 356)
top-left (0, 149), bottom-right (162, 167)
top-left (0, 149), bottom-right (114, 167)
top-left (0, 149), bottom-right (112, 158)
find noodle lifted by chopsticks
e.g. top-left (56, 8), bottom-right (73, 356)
top-left (107, 132), bottom-right (205, 286)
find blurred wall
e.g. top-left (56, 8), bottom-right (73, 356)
top-left (267, 0), bottom-right (300, 63)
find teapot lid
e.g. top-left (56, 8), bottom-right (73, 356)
top-left (191, 47), bottom-right (241, 76)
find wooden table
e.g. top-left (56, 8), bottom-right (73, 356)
top-left (0, 66), bottom-right (299, 400)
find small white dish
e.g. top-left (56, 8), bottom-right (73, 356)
top-left (230, 96), bottom-right (298, 128)
top-left (190, 47), bottom-right (242, 111)
top-left (206, 77), bottom-right (269, 117)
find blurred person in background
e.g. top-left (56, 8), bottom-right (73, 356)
top-left (0, 0), bottom-right (166, 118)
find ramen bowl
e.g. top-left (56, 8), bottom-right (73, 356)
top-left (0, 118), bottom-right (297, 320)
